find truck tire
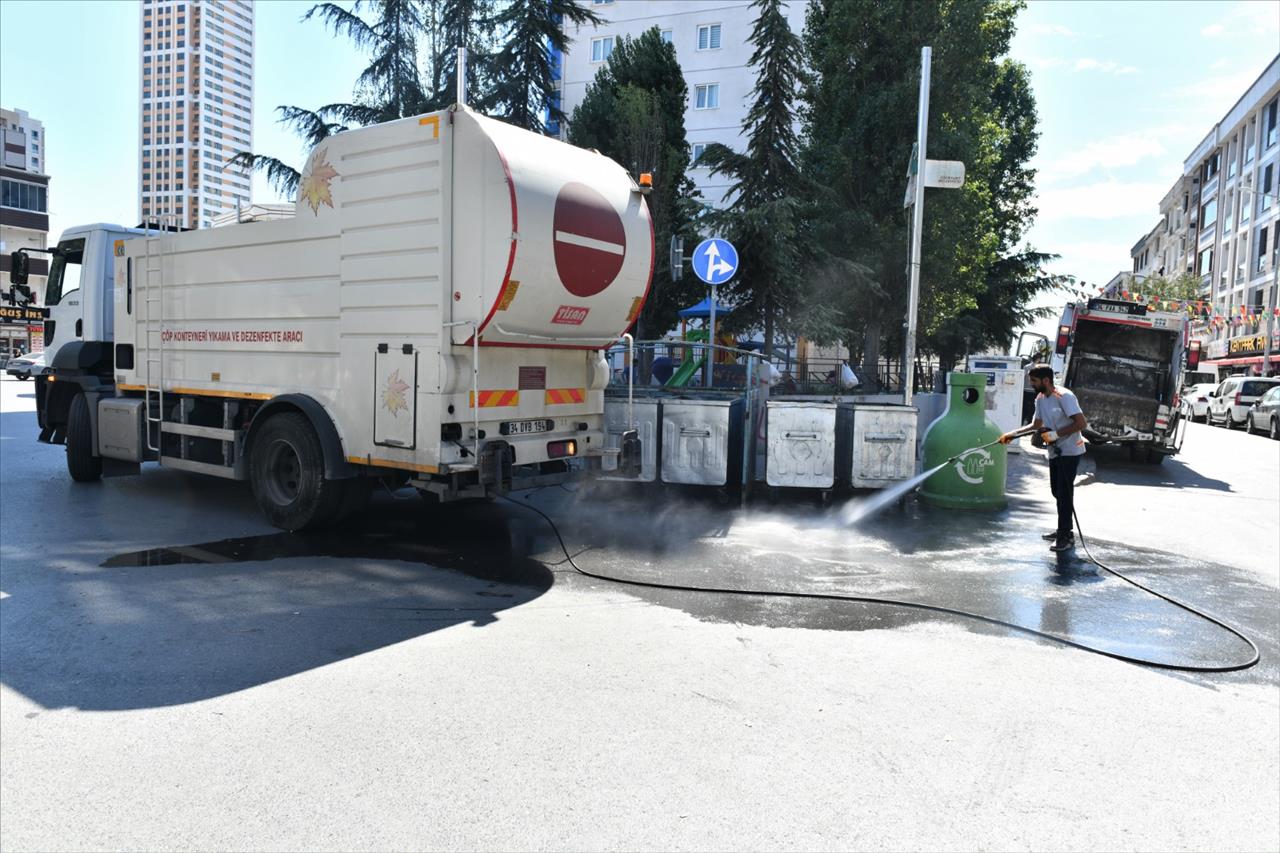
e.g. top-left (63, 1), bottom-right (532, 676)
top-left (249, 412), bottom-right (344, 531)
top-left (66, 392), bottom-right (103, 482)
top-left (1144, 447), bottom-right (1165, 465)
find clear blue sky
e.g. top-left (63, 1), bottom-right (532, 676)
top-left (2, 0), bottom-right (1277, 337)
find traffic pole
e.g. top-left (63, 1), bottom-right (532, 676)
top-left (903, 46), bottom-right (931, 407)
top-left (706, 283), bottom-right (717, 388)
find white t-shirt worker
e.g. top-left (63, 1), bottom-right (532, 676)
top-left (999, 365), bottom-right (1089, 551)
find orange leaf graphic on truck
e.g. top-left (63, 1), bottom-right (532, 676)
top-left (298, 148), bottom-right (338, 214)
top-left (381, 369), bottom-right (410, 416)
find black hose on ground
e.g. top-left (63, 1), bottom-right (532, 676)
top-left (495, 492), bottom-right (1261, 674)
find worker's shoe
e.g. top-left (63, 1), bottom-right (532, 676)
top-left (1041, 530), bottom-right (1060, 541)
top-left (1049, 532), bottom-right (1075, 552)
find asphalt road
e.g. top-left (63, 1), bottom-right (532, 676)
top-left (2, 375), bottom-right (1277, 851)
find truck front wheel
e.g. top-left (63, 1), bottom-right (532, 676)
top-left (66, 392), bottom-right (103, 482)
top-left (249, 412), bottom-right (344, 531)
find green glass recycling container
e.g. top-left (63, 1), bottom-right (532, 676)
top-left (919, 372), bottom-right (1007, 510)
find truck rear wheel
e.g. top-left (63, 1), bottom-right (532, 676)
top-left (66, 392), bottom-right (103, 483)
top-left (249, 412), bottom-right (344, 531)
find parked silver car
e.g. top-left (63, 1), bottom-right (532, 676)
top-left (1246, 385), bottom-right (1280, 440)
top-left (1207, 376), bottom-right (1280, 428)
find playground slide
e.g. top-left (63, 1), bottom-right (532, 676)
top-left (665, 356), bottom-right (706, 388)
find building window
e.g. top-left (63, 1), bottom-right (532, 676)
top-left (591, 0), bottom-right (613, 4)
top-left (1244, 124), bottom-right (1256, 164)
top-left (591, 36), bottom-right (613, 63)
top-left (1263, 164), bottom-right (1274, 211)
top-left (1266, 98), bottom-right (1278, 149)
top-left (694, 83), bottom-right (720, 110)
top-left (1258, 227), bottom-right (1269, 272)
top-left (697, 23), bottom-right (722, 50)
top-left (1203, 151), bottom-right (1219, 181)
top-left (0, 179), bottom-right (48, 212)
top-left (30, 130), bottom-right (38, 139)
top-left (660, 29), bottom-right (672, 44)
top-left (1200, 197), bottom-right (1217, 228)
top-left (1197, 247), bottom-right (1213, 277)
top-left (692, 142), bottom-right (711, 166)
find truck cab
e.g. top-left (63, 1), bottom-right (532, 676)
top-left (8, 223), bottom-right (146, 442)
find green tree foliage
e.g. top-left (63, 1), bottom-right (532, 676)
top-left (436, 0), bottom-right (496, 108)
top-left (488, 0), bottom-right (600, 132)
top-left (568, 28), bottom-right (702, 338)
top-left (800, 0), bottom-right (1062, 376)
top-left (306, 0), bottom-right (433, 121)
top-left (697, 0), bottom-right (807, 355)
top-left (1125, 272), bottom-right (1202, 305)
top-left (232, 0), bottom-right (449, 196)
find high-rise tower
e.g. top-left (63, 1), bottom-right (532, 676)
top-left (139, 0), bottom-right (254, 230)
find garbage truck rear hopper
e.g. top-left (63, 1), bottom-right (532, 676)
top-left (1055, 298), bottom-right (1201, 463)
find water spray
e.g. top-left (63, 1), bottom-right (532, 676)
top-left (499, 420), bottom-right (1260, 673)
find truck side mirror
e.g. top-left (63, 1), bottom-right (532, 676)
top-left (8, 251), bottom-right (29, 286)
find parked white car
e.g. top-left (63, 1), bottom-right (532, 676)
top-left (4, 351), bottom-right (46, 380)
top-left (1181, 382), bottom-right (1218, 422)
top-left (1207, 376), bottom-right (1280, 429)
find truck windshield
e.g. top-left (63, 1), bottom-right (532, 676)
top-left (45, 238), bottom-right (86, 306)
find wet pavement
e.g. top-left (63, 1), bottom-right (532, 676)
top-left (92, 484), bottom-right (1276, 684)
top-left (3, 378), bottom-right (1278, 851)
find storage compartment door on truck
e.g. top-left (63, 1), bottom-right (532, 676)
top-left (447, 110), bottom-right (653, 349)
top-left (374, 344), bottom-right (417, 448)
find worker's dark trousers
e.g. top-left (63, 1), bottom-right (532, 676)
top-left (1048, 454), bottom-right (1081, 535)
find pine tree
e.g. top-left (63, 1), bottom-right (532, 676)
top-left (436, 0), bottom-right (496, 108)
top-left (488, 0), bottom-right (600, 132)
top-left (697, 0), bottom-right (804, 355)
top-left (305, 0), bottom-right (433, 122)
top-left (231, 1), bottom-right (438, 197)
top-left (568, 28), bottom-right (702, 339)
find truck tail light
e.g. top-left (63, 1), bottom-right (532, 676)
top-left (1187, 340), bottom-right (1202, 371)
top-left (547, 439), bottom-right (577, 459)
top-left (1055, 324), bottom-right (1071, 354)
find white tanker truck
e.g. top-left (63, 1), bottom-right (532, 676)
top-left (11, 107), bottom-right (652, 530)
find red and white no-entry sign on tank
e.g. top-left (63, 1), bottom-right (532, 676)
top-left (553, 181), bottom-right (626, 298)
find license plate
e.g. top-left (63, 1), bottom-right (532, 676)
top-left (500, 418), bottom-right (554, 436)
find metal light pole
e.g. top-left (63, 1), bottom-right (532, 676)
top-left (903, 46), bottom-right (931, 406)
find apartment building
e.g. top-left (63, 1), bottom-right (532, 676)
top-left (1126, 57), bottom-right (1279, 374)
top-left (139, 0), bottom-right (254, 230)
top-left (557, 0), bottom-right (808, 209)
top-left (1, 107), bottom-right (50, 354)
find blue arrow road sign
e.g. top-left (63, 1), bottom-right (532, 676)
top-left (692, 237), bottom-right (739, 285)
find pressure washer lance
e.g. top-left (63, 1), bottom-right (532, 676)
top-left (499, 426), bottom-right (1260, 673)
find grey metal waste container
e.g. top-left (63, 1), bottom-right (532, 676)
top-left (765, 401), bottom-right (848, 489)
top-left (848, 404), bottom-right (917, 488)
top-left (661, 397), bottom-right (745, 487)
